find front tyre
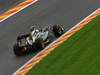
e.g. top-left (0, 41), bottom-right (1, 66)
top-left (53, 25), bottom-right (64, 37)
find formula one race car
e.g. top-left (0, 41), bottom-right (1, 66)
top-left (13, 25), bottom-right (64, 56)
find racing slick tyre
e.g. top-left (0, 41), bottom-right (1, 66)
top-left (13, 43), bottom-right (24, 56)
top-left (53, 25), bottom-right (64, 37)
top-left (35, 38), bottom-right (45, 50)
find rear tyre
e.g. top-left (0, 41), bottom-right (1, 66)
top-left (53, 25), bottom-right (64, 37)
top-left (13, 43), bottom-right (23, 56)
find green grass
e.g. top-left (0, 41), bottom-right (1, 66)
top-left (27, 15), bottom-right (100, 75)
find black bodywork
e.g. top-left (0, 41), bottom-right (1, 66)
top-left (13, 25), bottom-right (65, 56)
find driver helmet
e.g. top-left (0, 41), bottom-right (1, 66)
top-left (43, 26), bottom-right (49, 31)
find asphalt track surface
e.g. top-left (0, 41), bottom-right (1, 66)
top-left (0, 0), bottom-right (99, 75)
